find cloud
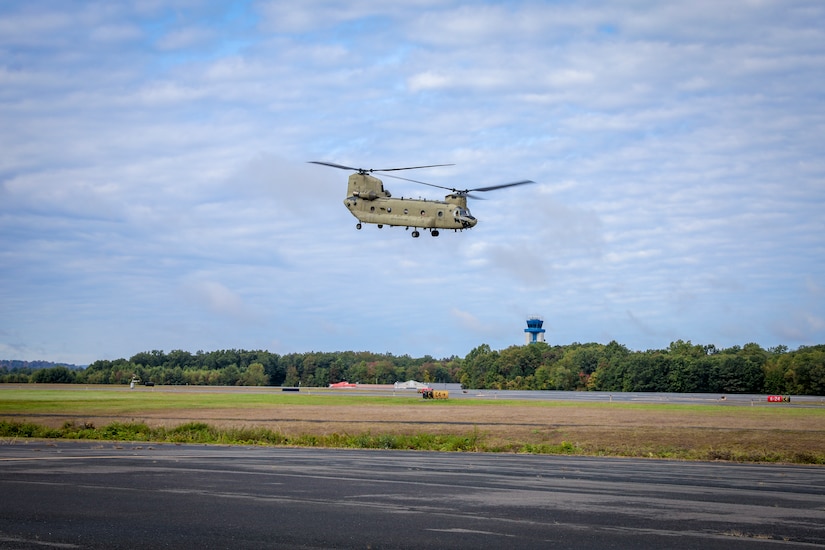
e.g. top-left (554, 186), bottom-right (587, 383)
top-left (155, 25), bottom-right (216, 50)
top-left (185, 280), bottom-right (260, 322)
top-left (450, 308), bottom-right (509, 340)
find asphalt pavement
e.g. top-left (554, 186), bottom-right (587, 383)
top-left (1, 440), bottom-right (824, 549)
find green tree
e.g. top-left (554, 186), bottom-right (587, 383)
top-left (707, 354), bottom-right (763, 393)
top-left (130, 350), bottom-right (166, 368)
top-left (667, 356), bottom-right (705, 392)
top-left (31, 366), bottom-right (76, 384)
top-left (781, 346), bottom-right (825, 395)
top-left (84, 360), bottom-right (113, 384)
top-left (241, 363), bottom-right (268, 386)
top-left (622, 353), bottom-right (669, 392)
top-left (283, 365), bottom-right (300, 387)
top-left (458, 344), bottom-right (500, 389)
top-left (220, 364), bottom-right (241, 386)
top-left (668, 340), bottom-right (706, 358)
top-left (164, 366), bottom-right (184, 385)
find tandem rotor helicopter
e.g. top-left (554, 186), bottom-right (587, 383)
top-left (309, 161), bottom-right (535, 237)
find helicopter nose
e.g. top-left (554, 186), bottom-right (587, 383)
top-left (457, 215), bottom-right (477, 228)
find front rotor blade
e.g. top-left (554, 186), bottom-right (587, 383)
top-left (309, 161), bottom-right (454, 174)
top-left (308, 161), bottom-right (362, 171)
top-left (374, 164), bottom-right (455, 172)
top-left (470, 180), bottom-right (536, 192)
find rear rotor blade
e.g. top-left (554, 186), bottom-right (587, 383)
top-left (469, 180), bottom-right (536, 193)
top-left (379, 173), bottom-right (456, 191)
top-left (384, 175), bottom-right (535, 198)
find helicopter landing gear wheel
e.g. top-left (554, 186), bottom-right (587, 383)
top-left (411, 230), bottom-right (420, 238)
top-left (356, 223), bottom-right (362, 230)
top-left (431, 230), bottom-right (439, 237)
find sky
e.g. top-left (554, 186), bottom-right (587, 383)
top-left (1, 1), bottom-right (824, 365)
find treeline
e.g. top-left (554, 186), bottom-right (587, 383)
top-left (0, 360), bottom-right (84, 371)
top-left (2, 341), bottom-right (824, 395)
top-left (460, 341), bottom-right (824, 395)
top-left (1, 349), bottom-right (460, 388)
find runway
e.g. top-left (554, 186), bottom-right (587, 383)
top-left (1, 441), bottom-right (823, 549)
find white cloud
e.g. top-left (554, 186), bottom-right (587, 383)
top-left (186, 280), bottom-right (258, 321)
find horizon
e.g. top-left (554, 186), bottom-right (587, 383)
top-left (2, 338), bottom-right (818, 370)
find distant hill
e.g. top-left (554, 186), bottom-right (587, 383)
top-left (0, 360), bottom-right (86, 371)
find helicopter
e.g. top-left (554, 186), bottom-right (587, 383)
top-left (309, 161), bottom-right (535, 237)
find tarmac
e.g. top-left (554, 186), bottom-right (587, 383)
top-left (1, 440), bottom-right (824, 549)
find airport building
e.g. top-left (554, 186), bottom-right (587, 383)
top-left (524, 316), bottom-right (546, 344)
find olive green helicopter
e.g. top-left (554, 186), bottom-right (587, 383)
top-left (309, 161), bottom-right (535, 237)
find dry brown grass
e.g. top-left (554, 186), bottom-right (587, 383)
top-left (16, 399), bottom-right (825, 461)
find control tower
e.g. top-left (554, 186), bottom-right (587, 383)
top-left (524, 316), bottom-right (546, 344)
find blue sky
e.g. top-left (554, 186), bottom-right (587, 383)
top-left (1, 1), bottom-right (823, 365)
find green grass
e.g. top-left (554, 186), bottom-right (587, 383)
top-left (2, 386), bottom-right (822, 416)
top-left (0, 387), bottom-right (424, 414)
top-left (2, 419), bottom-right (820, 463)
top-left (0, 420), bottom-right (485, 452)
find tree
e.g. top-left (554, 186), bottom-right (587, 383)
top-left (220, 364), bottom-right (241, 386)
top-left (668, 340), bottom-right (706, 358)
top-left (458, 344), bottom-right (501, 389)
top-left (781, 346), bottom-right (825, 395)
top-left (31, 366), bottom-right (76, 384)
top-left (241, 363), bottom-right (268, 386)
top-left (667, 356), bottom-right (706, 392)
top-left (555, 344), bottom-right (604, 390)
top-left (622, 353), bottom-right (669, 392)
top-left (707, 355), bottom-right (763, 393)
top-left (264, 359), bottom-right (286, 386)
top-left (165, 366), bottom-right (184, 386)
top-left (130, 350), bottom-right (166, 368)
top-left (84, 360), bottom-right (113, 384)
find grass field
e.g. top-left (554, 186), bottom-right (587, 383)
top-left (1, 385), bottom-right (824, 464)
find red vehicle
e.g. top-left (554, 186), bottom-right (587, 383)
top-left (329, 381), bottom-right (357, 388)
